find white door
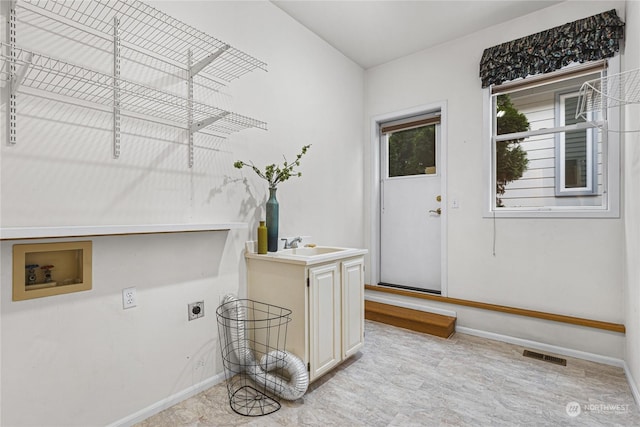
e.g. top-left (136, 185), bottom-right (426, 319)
top-left (380, 116), bottom-right (442, 293)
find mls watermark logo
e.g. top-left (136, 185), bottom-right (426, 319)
top-left (566, 401), bottom-right (581, 417)
top-left (566, 401), bottom-right (630, 417)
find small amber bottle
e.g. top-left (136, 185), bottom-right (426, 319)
top-left (257, 221), bottom-right (268, 254)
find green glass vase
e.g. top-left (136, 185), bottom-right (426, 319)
top-left (266, 187), bottom-right (279, 252)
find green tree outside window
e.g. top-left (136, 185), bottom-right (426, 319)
top-left (495, 94), bottom-right (530, 207)
top-left (388, 125), bottom-right (436, 177)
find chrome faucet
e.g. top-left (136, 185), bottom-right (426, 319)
top-left (282, 237), bottom-right (302, 249)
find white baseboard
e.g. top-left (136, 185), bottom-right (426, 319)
top-left (623, 362), bottom-right (640, 407)
top-left (106, 372), bottom-right (226, 427)
top-left (365, 293), bottom-right (457, 318)
top-left (456, 326), bottom-right (624, 367)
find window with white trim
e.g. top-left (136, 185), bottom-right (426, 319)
top-left (486, 61), bottom-right (620, 217)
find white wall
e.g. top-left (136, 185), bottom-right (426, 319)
top-left (0, 232), bottom-right (246, 426)
top-left (364, 1), bottom-right (627, 357)
top-left (623, 0), bottom-right (640, 401)
top-left (0, 1), bottom-right (364, 425)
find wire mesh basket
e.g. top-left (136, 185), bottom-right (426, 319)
top-left (216, 298), bottom-right (292, 416)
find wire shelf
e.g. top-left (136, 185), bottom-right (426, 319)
top-left (2, 43), bottom-right (267, 135)
top-left (19, 0), bottom-right (267, 83)
top-left (576, 68), bottom-right (640, 120)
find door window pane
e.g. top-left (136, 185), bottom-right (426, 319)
top-left (388, 125), bottom-right (436, 177)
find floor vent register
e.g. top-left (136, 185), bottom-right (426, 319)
top-left (523, 350), bottom-right (567, 366)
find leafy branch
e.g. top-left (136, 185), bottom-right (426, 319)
top-left (234, 145), bottom-right (311, 189)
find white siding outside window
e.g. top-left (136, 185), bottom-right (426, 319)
top-left (485, 60), bottom-right (620, 218)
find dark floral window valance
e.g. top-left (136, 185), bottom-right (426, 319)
top-left (479, 9), bottom-right (625, 88)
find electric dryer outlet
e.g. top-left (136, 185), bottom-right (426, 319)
top-left (188, 301), bottom-right (204, 321)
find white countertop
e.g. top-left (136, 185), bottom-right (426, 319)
top-left (245, 246), bottom-right (367, 266)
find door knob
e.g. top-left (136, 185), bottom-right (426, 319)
top-left (429, 208), bottom-right (442, 215)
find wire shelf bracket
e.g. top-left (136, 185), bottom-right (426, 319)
top-left (191, 111), bottom-right (231, 133)
top-left (113, 16), bottom-right (122, 159)
top-left (6, 0), bottom-right (18, 146)
top-left (7, 48), bottom-right (33, 145)
top-left (187, 45), bottom-right (231, 167)
top-left (10, 51), bottom-right (31, 95)
top-left (190, 45), bottom-right (230, 78)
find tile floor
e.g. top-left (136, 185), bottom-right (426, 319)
top-left (136, 320), bottom-right (640, 426)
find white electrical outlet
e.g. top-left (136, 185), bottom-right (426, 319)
top-left (122, 287), bottom-right (137, 309)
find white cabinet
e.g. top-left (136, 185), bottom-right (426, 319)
top-left (308, 262), bottom-right (341, 379)
top-left (246, 255), bottom-right (365, 382)
top-left (341, 258), bottom-right (365, 359)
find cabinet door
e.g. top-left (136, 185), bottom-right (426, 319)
top-left (309, 263), bottom-right (341, 381)
top-left (342, 257), bottom-right (365, 358)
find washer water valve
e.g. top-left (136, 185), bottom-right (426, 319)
top-left (40, 265), bottom-right (54, 283)
top-left (25, 264), bottom-right (39, 285)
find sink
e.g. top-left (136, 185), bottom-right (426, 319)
top-left (278, 246), bottom-right (346, 257)
top-left (247, 245), bottom-right (367, 265)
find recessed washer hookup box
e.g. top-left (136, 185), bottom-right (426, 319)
top-left (12, 241), bottom-right (92, 301)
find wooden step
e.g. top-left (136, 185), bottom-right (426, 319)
top-left (365, 300), bottom-right (456, 338)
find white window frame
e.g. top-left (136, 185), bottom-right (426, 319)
top-left (483, 59), bottom-right (620, 218)
top-left (555, 91), bottom-right (597, 197)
